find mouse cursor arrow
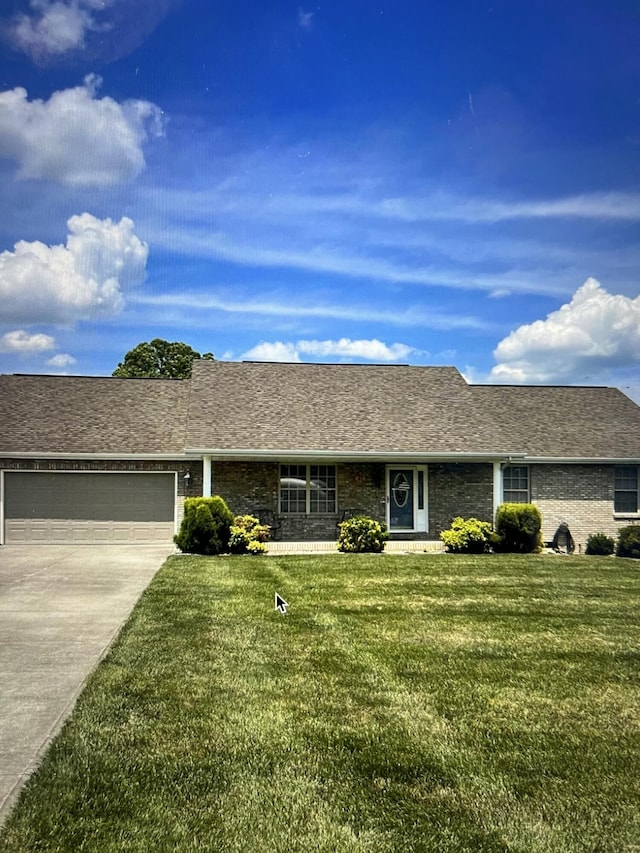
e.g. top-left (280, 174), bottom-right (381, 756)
top-left (275, 592), bottom-right (289, 614)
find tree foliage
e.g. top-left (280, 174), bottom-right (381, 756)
top-left (112, 338), bottom-right (214, 379)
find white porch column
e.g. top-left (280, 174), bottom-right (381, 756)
top-left (492, 461), bottom-right (502, 519)
top-left (203, 455), bottom-right (212, 497)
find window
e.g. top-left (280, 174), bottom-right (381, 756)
top-left (614, 466), bottom-right (638, 514)
top-left (503, 466), bottom-right (529, 503)
top-left (279, 464), bottom-right (336, 514)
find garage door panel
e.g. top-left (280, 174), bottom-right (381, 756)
top-left (4, 473), bottom-right (176, 544)
top-left (5, 519), bottom-right (176, 544)
top-left (6, 473), bottom-right (174, 522)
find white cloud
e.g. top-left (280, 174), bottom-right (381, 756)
top-left (363, 192), bottom-right (640, 224)
top-left (5, 0), bottom-right (177, 66)
top-left (243, 342), bottom-right (301, 362)
top-left (0, 329), bottom-right (55, 353)
top-left (133, 290), bottom-right (486, 330)
top-left (242, 338), bottom-right (415, 363)
top-left (10, 0), bottom-right (108, 60)
top-left (47, 352), bottom-right (77, 367)
top-left (0, 213), bottom-right (148, 324)
top-left (491, 278), bottom-right (640, 383)
top-left (297, 8), bottom-right (314, 30)
top-left (0, 76), bottom-right (163, 186)
top-left (297, 338), bottom-right (414, 361)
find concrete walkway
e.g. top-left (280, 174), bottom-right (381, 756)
top-left (267, 539), bottom-right (445, 554)
top-left (0, 544), bottom-right (172, 826)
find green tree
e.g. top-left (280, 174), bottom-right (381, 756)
top-left (112, 339), bottom-right (214, 379)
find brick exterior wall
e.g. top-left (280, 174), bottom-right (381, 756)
top-left (8, 457), bottom-right (636, 549)
top-left (212, 460), bottom-right (280, 516)
top-left (211, 460), bottom-right (495, 541)
top-left (211, 461), bottom-right (387, 540)
top-left (338, 463), bottom-right (387, 521)
top-left (530, 464), bottom-right (639, 550)
top-left (208, 459), bottom-right (639, 546)
top-left (428, 463), bottom-right (494, 535)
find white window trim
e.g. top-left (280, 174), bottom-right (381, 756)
top-left (502, 464), bottom-right (530, 503)
top-left (279, 463), bottom-right (337, 515)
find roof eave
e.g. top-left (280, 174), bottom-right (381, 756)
top-left (188, 448), bottom-right (525, 462)
top-left (524, 455), bottom-right (640, 464)
top-left (0, 452), bottom-right (190, 461)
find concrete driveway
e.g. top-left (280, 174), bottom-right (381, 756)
top-left (0, 544), bottom-right (173, 825)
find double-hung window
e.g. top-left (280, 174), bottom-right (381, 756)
top-left (614, 466), bottom-right (639, 514)
top-left (503, 465), bottom-right (529, 503)
top-left (279, 464), bottom-right (336, 514)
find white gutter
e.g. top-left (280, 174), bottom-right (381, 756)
top-left (0, 452), bottom-right (195, 460)
top-left (187, 448), bottom-right (526, 463)
top-left (523, 456), bottom-right (640, 464)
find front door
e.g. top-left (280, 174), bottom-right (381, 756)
top-left (387, 466), bottom-right (428, 532)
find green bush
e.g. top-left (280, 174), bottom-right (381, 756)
top-left (337, 516), bottom-right (388, 553)
top-left (616, 525), bottom-right (640, 559)
top-left (174, 496), bottom-right (234, 555)
top-left (585, 532), bottom-right (615, 556)
top-left (493, 503), bottom-right (543, 553)
top-left (440, 517), bottom-right (493, 553)
top-left (229, 515), bottom-right (270, 555)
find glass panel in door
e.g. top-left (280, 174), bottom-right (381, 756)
top-left (389, 469), bottom-right (414, 530)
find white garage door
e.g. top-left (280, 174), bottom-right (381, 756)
top-left (4, 472), bottom-right (176, 544)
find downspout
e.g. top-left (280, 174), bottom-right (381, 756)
top-left (202, 455), bottom-right (212, 497)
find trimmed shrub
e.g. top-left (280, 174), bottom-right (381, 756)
top-left (174, 496), bottom-right (234, 555)
top-left (337, 516), bottom-right (388, 553)
top-left (616, 525), bottom-right (640, 559)
top-left (493, 503), bottom-right (543, 553)
top-left (440, 517), bottom-right (493, 553)
top-left (585, 532), bottom-right (615, 556)
top-left (229, 515), bottom-right (270, 555)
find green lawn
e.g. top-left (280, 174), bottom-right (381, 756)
top-left (2, 554), bottom-right (640, 852)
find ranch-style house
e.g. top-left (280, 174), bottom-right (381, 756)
top-left (1, 360), bottom-right (639, 550)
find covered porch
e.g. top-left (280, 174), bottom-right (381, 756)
top-left (194, 453), bottom-right (514, 543)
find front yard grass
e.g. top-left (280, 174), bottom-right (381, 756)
top-left (1, 553), bottom-right (639, 852)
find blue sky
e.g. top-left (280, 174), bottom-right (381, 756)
top-left (1, 0), bottom-right (639, 399)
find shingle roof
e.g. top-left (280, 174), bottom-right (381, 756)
top-left (1, 364), bottom-right (639, 460)
top-left (470, 384), bottom-right (640, 458)
top-left (186, 361), bottom-right (503, 455)
top-left (0, 374), bottom-right (188, 456)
